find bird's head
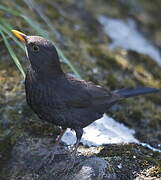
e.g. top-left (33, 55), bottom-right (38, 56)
top-left (12, 30), bottom-right (63, 76)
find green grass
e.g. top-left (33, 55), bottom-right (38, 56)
top-left (0, 2), bottom-right (81, 79)
top-left (0, 30), bottom-right (26, 78)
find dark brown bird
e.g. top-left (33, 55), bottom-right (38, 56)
top-left (12, 30), bottom-right (160, 155)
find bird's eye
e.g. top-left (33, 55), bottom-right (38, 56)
top-left (32, 45), bottom-right (39, 52)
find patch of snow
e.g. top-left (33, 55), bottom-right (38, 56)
top-left (98, 16), bottom-right (161, 66)
top-left (62, 114), bottom-right (138, 146)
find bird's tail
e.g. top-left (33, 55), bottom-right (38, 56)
top-left (114, 87), bottom-right (160, 98)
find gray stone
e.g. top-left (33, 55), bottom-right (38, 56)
top-left (70, 157), bottom-right (116, 180)
top-left (1, 138), bottom-right (116, 180)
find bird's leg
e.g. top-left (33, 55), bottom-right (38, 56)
top-left (47, 127), bottom-right (67, 162)
top-left (55, 127), bottom-right (67, 145)
top-left (58, 128), bottom-right (83, 173)
top-left (72, 128), bottom-right (83, 156)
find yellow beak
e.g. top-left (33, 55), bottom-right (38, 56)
top-left (11, 30), bottom-right (27, 43)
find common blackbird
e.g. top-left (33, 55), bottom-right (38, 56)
top-left (12, 30), bottom-right (160, 154)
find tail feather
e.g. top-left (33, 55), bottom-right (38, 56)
top-left (114, 87), bottom-right (160, 98)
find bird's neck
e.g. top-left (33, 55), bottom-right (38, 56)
top-left (27, 64), bottom-right (64, 82)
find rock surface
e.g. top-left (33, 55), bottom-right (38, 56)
top-left (1, 138), bottom-right (116, 180)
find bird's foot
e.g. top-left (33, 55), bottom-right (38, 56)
top-left (38, 144), bottom-right (69, 167)
top-left (56, 151), bottom-right (77, 175)
top-left (38, 145), bottom-right (77, 175)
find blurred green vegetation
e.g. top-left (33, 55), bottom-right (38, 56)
top-left (0, 0), bottom-right (81, 79)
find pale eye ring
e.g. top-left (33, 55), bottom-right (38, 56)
top-left (33, 45), bottom-right (39, 52)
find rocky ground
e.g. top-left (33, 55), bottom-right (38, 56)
top-left (0, 0), bottom-right (161, 179)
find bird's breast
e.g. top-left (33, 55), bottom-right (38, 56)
top-left (25, 73), bottom-right (61, 121)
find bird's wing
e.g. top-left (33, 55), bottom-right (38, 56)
top-left (64, 76), bottom-right (122, 108)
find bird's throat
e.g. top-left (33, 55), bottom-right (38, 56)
top-left (28, 63), bottom-right (64, 82)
